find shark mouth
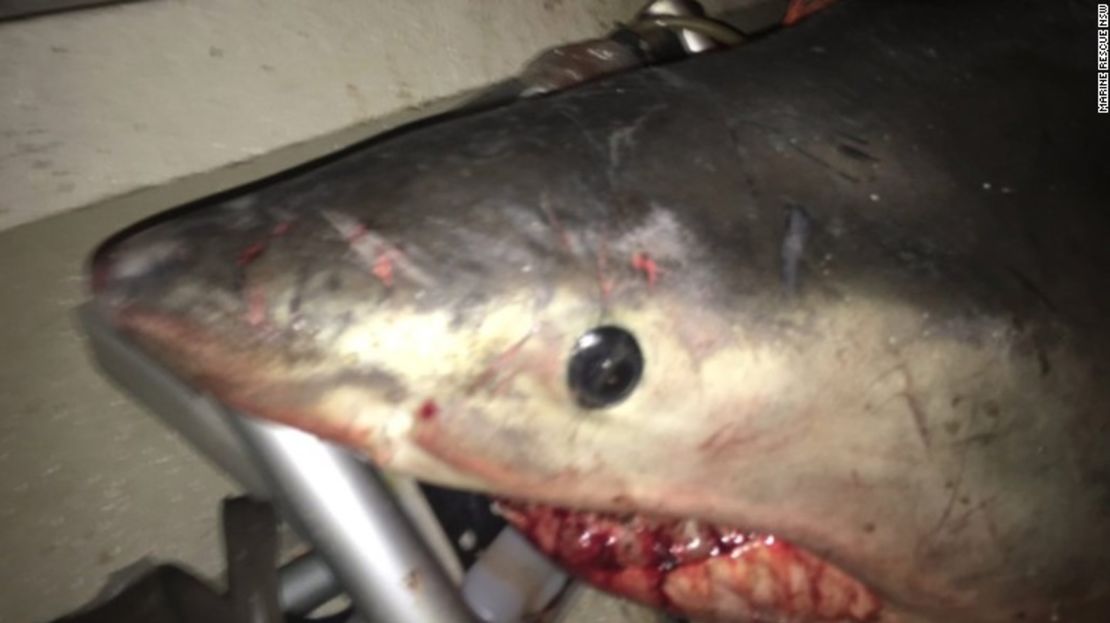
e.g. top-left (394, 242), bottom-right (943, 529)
top-left (495, 501), bottom-right (881, 623)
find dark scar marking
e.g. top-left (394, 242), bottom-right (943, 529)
top-left (835, 131), bottom-right (869, 145)
top-left (902, 387), bottom-right (929, 450)
top-left (1006, 266), bottom-right (1057, 313)
top-left (871, 364), bottom-right (931, 451)
top-left (781, 205), bottom-right (811, 294)
top-left (787, 142), bottom-right (861, 183)
top-left (918, 451), bottom-right (968, 557)
top-left (1036, 348), bottom-right (1051, 376)
top-left (837, 143), bottom-right (879, 162)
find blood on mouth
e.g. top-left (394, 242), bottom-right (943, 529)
top-left (497, 501), bottom-right (881, 622)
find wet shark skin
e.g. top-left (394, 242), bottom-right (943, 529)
top-left (90, 1), bottom-right (1110, 621)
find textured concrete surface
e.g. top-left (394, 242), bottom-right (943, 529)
top-left (0, 0), bottom-right (650, 232)
top-left (0, 185), bottom-right (234, 622)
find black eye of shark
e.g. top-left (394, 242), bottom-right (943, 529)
top-left (567, 326), bottom-right (644, 409)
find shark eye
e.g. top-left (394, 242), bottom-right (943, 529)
top-left (567, 326), bottom-right (644, 409)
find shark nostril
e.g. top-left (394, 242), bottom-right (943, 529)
top-left (567, 325), bottom-right (644, 409)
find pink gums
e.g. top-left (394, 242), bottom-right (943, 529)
top-left (498, 502), bottom-right (881, 622)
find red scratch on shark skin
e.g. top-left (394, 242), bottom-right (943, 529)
top-left (238, 221), bottom-right (295, 268)
top-left (696, 404), bottom-right (818, 461)
top-left (325, 213), bottom-right (427, 288)
top-left (237, 241), bottom-right (267, 267)
top-left (372, 251), bottom-right (395, 287)
top-left (467, 333), bottom-right (534, 395)
top-left (696, 422), bottom-right (762, 456)
top-left (783, 0), bottom-right (839, 25)
top-left (631, 251), bottom-right (660, 287)
top-left (271, 221), bottom-right (292, 237)
top-left (236, 222), bottom-right (296, 325)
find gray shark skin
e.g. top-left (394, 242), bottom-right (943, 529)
top-left (90, 1), bottom-right (1110, 621)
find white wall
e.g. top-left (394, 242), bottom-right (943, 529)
top-left (0, 0), bottom-right (659, 232)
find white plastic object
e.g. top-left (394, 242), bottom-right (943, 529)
top-left (461, 528), bottom-right (569, 623)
